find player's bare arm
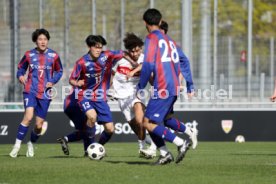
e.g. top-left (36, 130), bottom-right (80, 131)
top-left (127, 64), bottom-right (142, 77)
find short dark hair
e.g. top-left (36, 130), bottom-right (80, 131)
top-left (160, 20), bottom-right (168, 34)
top-left (85, 35), bottom-right (107, 47)
top-left (123, 33), bottom-right (143, 51)
top-left (143, 8), bottom-right (162, 26)
top-left (32, 28), bottom-right (50, 42)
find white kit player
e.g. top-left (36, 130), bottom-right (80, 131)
top-left (111, 33), bottom-right (156, 158)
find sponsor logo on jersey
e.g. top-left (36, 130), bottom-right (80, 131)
top-left (30, 64), bottom-right (52, 70)
top-left (48, 53), bottom-right (56, 58)
top-left (154, 113), bottom-right (160, 117)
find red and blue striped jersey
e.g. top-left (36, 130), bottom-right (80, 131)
top-left (70, 50), bottom-right (123, 101)
top-left (137, 30), bottom-right (194, 98)
top-left (17, 48), bottom-right (63, 99)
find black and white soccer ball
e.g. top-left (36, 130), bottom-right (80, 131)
top-left (87, 143), bottom-right (106, 160)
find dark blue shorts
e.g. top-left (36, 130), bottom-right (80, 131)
top-left (145, 96), bottom-right (177, 124)
top-left (79, 99), bottom-right (113, 124)
top-left (64, 99), bottom-right (87, 130)
top-left (23, 92), bottom-right (51, 119)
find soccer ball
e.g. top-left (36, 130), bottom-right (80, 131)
top-left (87, 143), bottom-right (105, 160)
top-left (235, 135), bottom-right (245, 143)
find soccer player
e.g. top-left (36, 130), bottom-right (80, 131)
top-left (111, 32), bottom-right (157, 158)
top-left (68, 35), bottom-right (125, 153)
top-left (159, 20), bottom-right (198, 149)
top-left (137, 9), bottom-right (196, 165)
top-left (9, 28), bottom-right (63, 158)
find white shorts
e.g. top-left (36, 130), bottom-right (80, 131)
top-left (118, 96), bottom-right (146, 122)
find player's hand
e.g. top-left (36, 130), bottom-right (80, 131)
top-left (77, 80), bottom-right (85, 87)
top-left (18, 76), bottom-right (26, 85)
top-left (46, 82), bottom-right (54, 88)
top-left (178, 85), bottom-right (185, 92)
top-left (270, 94), bottom-right (276, 102)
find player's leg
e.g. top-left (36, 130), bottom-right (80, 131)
top-left (164, 114), bottom-right (198, 149)
top-left (99, 122), bottom-right (114, 145)
top-left (26, 98), bottom-right (51, 157)
top-left (133, 102), bottom-right (146, 143)
top-left (142, 117), bottom-right (174, 165)
top-left (9, 93), bottom-right (35, 158)
top-left (58, 105), bottom-right (87, 155)
top-left (84, 108), bottom-right (97, 145)
top-left (94, 101), bottom-right (114, 145)
top-left (143, 97), bottom-right (191, 164)
top-left (133, 101), bottom-right (157, 158)
top-left (78, 99), bottom-right (98, 155)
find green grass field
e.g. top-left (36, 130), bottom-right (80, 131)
top-left (0, 142), bottom-right (276, 184)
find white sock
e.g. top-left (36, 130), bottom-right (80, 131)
top-left (159, 146), bottom-right (169, 156)
top-left (184, 126), bottom-right (192, 137)
top-left (144, 135), bottom-right (152, 145)
top-left (15, 139), bottom-right (22, 148)
top-left (64, 136), bottom-right (69, 142)
top-left (138, 140), bottom-right (146, 150)
top-left (173, 136), bottom-right (184, 147)
top-left (149, 142), bottom-right (157, 151)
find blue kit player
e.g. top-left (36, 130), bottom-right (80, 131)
top-left (64, 35), bottom-right (125, 155)
top-left (137, 9), bottom-right (196, 165)
top-left (9, 28), bottom-right (63, 158)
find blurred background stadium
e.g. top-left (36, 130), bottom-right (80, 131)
top-left (0, 0), bottom-right (275, 110)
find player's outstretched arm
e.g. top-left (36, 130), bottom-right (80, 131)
top-left (127, 64), bottom-right (142, 78)
top-left (178, 46), bottom-right (194, 93)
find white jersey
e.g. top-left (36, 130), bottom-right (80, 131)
top-left (112, 54), bottom-right (144, 99)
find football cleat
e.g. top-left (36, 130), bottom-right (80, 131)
top-left (187, 122), bottom-right (198, 149)
top-left (153, 152), bottom-right (174, 165)
top-left (40, 121), bottom-right (48, 136)
top-left (26, 141), bottom-right (34, 157)
top-left (9, 146), bottom-right (20, 158)
top-left (175, 140), bottom-right (191, 164)
top-left (84, 151), bottom-right (88, 157)
top-left (57, 137), bottom-right (69, 155)
top-left (139, 148), bottom-right (157, 159)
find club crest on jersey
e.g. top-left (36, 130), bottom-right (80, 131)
top-left (85, 73), bottom-right (100, 78)
top-left (48, 53), bottom-right (56, 58)
top-left (221, 120), bottom-right (233, 134)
